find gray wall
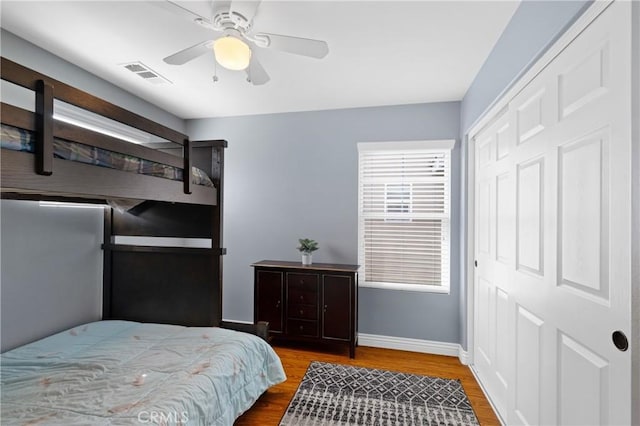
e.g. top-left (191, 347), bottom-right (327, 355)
top-left (188, 101), bottom-right (462, 343)
top-left (457, 0), bottom-right (591, 349)
top-left (0, 200), bottom-right (104, 352)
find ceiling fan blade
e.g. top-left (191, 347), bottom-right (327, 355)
top-left (163, 40), bottom-right (214, 65)
top-left (229, 0), bottom-right (262, 22)
top-left (245, 56), bottom-right (270, 85)
top-left (255, 33), bottom-right (328, 59)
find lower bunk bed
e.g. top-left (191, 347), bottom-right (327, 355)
top-left (1, 320), bottom-right (286, 425)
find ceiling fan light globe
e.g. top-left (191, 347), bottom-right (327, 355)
top-left (213, 36), bottom-right (252, 71)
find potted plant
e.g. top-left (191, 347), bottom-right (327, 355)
top-left (297, 238), bottom-right (319, 265)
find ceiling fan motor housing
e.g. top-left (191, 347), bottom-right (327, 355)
top-left (211, 10), bottom-right (252, 34)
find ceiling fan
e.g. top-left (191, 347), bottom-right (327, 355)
top-left (159, 0), bottom-right (329, 85)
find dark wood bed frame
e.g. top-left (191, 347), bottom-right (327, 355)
top-left (1, 57), bottom-right (267, 339)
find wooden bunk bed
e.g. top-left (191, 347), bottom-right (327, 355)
top-left (1, 57), bottom-right (229, 327)
top-left (0, 58), bottom-right (284, 424)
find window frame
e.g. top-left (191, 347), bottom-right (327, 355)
top-left (357, 140), bottom-right (455, 294)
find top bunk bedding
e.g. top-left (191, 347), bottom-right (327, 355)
top-left (0, 320), bottom-right (286, 425)
top-left (1, 124), bottom-right (214, 188)
top-left (0, 57), bottom-right (224, 206)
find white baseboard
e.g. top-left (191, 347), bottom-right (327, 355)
top-left (358, 333), bottom-right (467, 363)
top-left (458, 347), bottom-right (471, 365)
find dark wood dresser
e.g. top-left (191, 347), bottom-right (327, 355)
top-left (252, 260), bottom-right (359, 358)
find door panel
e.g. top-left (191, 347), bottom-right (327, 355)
top-left (558, 130), bottom-right (609, 299)
top-left (516, 157), bottom-right (544, 275)
top-left (255, 270), bottom-right (283, 333)
top-left (478, 179), bottom-right (491, 254)
top-left (496, 123), bottom-right (511, 160)
top-left (558, 42), bottom-right (609, 120)
top-left (516, 89), bottom-right (546, 145)
top-left (321, 275), bottom-right (351, 341)
top-left (514, 305), bottom-right (543, 426)
top-left (558, 332), bottom-right (609, 425)
top-left (495, 173), bottom-right (512, 263)
top-left (494, 287), bottom-right (509, 387)
top-left (476, 277), bottom-right (492, 365)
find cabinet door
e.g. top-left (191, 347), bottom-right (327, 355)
top-left (255, 270), bottom-right (283, 333)
top-left (321, 274), bottom-right (351, 340)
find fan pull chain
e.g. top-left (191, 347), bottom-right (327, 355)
top-left (212, 60), bottom-right (219, 83)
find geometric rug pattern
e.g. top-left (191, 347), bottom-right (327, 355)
top-left (280, 361), bottom-right (480, 425)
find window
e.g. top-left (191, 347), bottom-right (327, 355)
top-left (358, 140), bottom-right (454, 293)
top-left (384, 183), bottom-right (412, 218)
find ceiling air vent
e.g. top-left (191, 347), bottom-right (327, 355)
top-left (121, 62), bottom-right (171, 85)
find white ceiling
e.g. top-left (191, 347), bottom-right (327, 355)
top-left (0, 1), bottom-right (519, 119)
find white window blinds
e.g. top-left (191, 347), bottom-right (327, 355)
top-left (358, 141), bottom-right (453, 290)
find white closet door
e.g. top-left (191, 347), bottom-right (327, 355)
top-left (474, 109), bottom-right (515, 420)
top-left (473, 2), bottom-right (632, 424)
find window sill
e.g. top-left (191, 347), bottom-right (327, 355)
top-left (359, 281), bottom-right (450, 294)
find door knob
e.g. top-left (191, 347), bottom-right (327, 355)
top-left (612, 330), bottom-right (628, 351)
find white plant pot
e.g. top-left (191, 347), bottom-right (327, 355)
top-left (301, 252), bottom-right (312, 265)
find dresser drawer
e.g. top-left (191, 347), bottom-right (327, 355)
top-left (287, 273), bottom-right (318, 306)
top-left (287, 273), bottom-right (319, 291)
top-left (287, 303), bottom-right (317, 320)
top-left (287, 319), bottom-right (318, 337)
top-left (288, 287), bottom-right (317, 305)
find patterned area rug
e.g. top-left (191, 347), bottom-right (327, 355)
top-left (280, 361), bottom-right (480, 426)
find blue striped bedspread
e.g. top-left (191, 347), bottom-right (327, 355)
top-left (1, 124), bottom-right (214, 187)
top-left (0, 321), bottom-right (286, 425)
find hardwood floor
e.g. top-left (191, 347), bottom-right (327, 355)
top-left (236, 342), bottom-right (500, 425)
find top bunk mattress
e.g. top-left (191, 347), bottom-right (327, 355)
top-left (1, 124), bottom-right (214, 188)
top-left (0, 320), bottom-right (286, 425)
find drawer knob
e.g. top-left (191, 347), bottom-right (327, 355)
top-left (299, 309), bottom-right (304, 315)
top-left (299, 325), bottom-right (304, 331)
top-left (299, 295), bottom-right (304, 301)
